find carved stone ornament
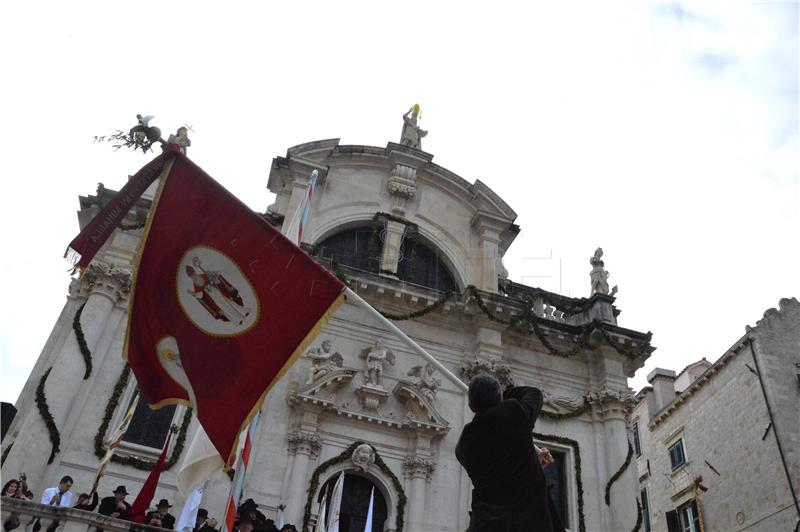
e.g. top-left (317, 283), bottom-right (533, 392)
top-left (81, 263), bottom-right (132, 302)
top-left (407, 363), bottom-right (441, 402)
top-left (387, 164), bottom-right (417, 199)
top-left (360, 339), bottom-right (395, 388)
top-left (305, 340), bottom-right (344, 385)
top-left (589, 247), bottom-right (611, 296)
top-left (287, 431), bottom-right (321, 457)
top-left (586, 386), bottom-right (635, 415)
top-left (459, 356), bottom-right (515, 388)
top-left (542, 390), bottom-right (585, 412)
top-left (350, 443), bottom-right (375, 472)
top-left (402, 455), bottom-right (436, 481)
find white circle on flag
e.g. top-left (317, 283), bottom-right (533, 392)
top-left (176, 246), bottom-right (259, 337)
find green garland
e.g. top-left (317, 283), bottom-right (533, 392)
top-left (528, 319), bottom-right (591, 358)
top-left (1, 441), bottom-right (12, 465)
top-left (377, 292), bottom-right (451, 321)
top-left (35, 368), bottom-right (61, 464)
top-left (302, 441), bottom-right (407, 532)
top-left (540, 400), bottom-right (592, 420)
top-left (73, 302), bottom-right (92, 379)
top-left (94, 364), bottom-right (192, 471)
top-left (631, 499), bottom-right (643, 532)
top-left (534, 433), bottom-right (585, 532)
top-left (598, 328), bottom-right (652, 360)
top-left (605, 440), bottom-right (634, 505)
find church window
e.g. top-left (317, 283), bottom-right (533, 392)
top-left (396, 233), bottom-right (456, 292)
top-left (641, 488), bottom-right (651, 532)
top-left (542, 449), bottom-right (569, 529)
top-left (668, 439), bottom-right (686, 471)
top-left (677, 499), bottom-right (701, 532)
top-left (122, 391), bottom-right (177, 449)
top-left (317, 226), bottom-right (378, 272)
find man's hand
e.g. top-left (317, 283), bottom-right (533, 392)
top-left (110, 512), bottom-right (120, 518)
top-left (537, 446), bottom-right (554, 469)
top-left (207, 518), bottom-right (218, 528)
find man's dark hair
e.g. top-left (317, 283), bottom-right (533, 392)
top-left (468, 374), bottom-right (502, 412)
top-left (60, 476), bottom-right (73, 485)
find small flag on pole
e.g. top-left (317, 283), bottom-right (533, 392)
top-left (363, 486), bottom-right (374, 532)
top-left (128, 433), bottom-right (172, 523)
top-left (176, 482), bottom-right (205, 532)
top-left (92, 394), bottom-right (139, 489)
top-left (283, 169), bottom-right (319, 245)
top-left (327, 472), bottom-right (345, 532)
top-left (315, 495), bottom-right (328, 532)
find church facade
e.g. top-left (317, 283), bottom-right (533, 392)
top-left (2, 138), bottom-right (655, 532)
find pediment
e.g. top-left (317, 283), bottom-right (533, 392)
top-left (392, 381), bottom-right (450, 431)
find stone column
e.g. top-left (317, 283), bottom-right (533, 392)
top-left (403, 456), bottom-right (435, 532)
top-left (285, 431), bottom-right (321, 526)
top-left (470, 213), bottom-right (506, 293)
top-left (3, 264), bottom-right (129, 486)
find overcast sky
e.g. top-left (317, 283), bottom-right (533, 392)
top-left (1, 1), bottom-right (797, 403)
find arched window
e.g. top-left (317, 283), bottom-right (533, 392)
top-left (123, 394), bottom-right (176, 449)
top-left (317, 474), bottom-right (387, 532)
top-left (318, 225), bottom-right (456, 292)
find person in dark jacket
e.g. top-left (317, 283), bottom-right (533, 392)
top-left (145, 499), bottom-right (176, 530)
top-left (194, 509), bottom-right (219, 532)
top-left (97, 485), bottom-right (131, 520)
top-left (74, 492), bottom-right (99, 511)
top-left (455, 375), bottom-right (565, 532)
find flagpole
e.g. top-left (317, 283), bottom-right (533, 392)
top-left (223, 411), bottom-right (261, 532)
top-left (344, 287), bottom-right (468, 394)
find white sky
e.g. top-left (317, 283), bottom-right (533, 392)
top-left (1, 1), bottom-right (797, 403)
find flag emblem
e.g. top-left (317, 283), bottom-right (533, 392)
top-left (177, 246), bottom-right (259, 336)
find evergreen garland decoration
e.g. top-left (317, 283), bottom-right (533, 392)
top-left (534, 433), bottom-right (585, 532)
top-left (631, 499), bottom-right (643, 532)
top-left (598, 328), bottom-right (652, 360)
top-left (302, 441), bottom-right (407, 532)
top-left (1, 441), bottom-right (12, 465)
top-left (94, 364), bottom-right (192, 471)
top-left (604, 439), bottom-right (634, 505)
top-left (72, 302), bottom-right (92, 379)
top-left (376, 292), bottom-right (451, 321)
top-left (539, 399), bottom-right (592, 420)
top-left (527, 319), bottom-right (591, 358)
top-left (35, 367), bottom-right (61, 464)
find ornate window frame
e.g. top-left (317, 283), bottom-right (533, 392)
top-left (535, 437), bottom-right (581, 532)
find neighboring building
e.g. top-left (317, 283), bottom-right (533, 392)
top-left (632, 298), bottom-right (800, 532)
top-left (2, 136), bottom-right (655, 532)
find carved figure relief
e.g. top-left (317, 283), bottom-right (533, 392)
top-left (305, 340), bottom-right (344, 384)
top-left (459, 356), bottom-right (514, 388)
top-left (360, 339), bottom-right (395, 388)
top-left (407, 363), bottom-right (441, 402)
top-left (350, 443), bottom-right (375, 472)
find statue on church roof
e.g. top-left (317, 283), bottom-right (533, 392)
top-left (589, 247), bottom-right (611, 295)
top-left (400, 104), bottom-right (428, 150)
top-left (167, 126), bottom-right (191, 154)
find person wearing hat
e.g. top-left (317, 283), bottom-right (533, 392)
top-left (98, 486), bottom-right (131, 520)
top-left (146, 499), bottom-right (176, 529)
top-left (236, 499), bottom-right (266, 531)
top-left (194, 509), bottom-right (218, 532)
top-left (234, 517), bottom-right (253, 532)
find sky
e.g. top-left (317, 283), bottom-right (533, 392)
top-left (0, 1), bottom-right (797, 402)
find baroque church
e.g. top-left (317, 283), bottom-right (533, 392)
top-left (1, 117), bottom-right (655, 532)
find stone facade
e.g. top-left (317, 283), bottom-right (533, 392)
top-left (2, 139), bottom-right (656, 532)
top-left (632, 298), bottom-right (800, 532)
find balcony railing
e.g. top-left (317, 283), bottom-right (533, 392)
top-left (1, 498), bottom-right (172, 532)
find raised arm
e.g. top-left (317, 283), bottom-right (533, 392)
top-left (503, 386), bottom-right (543, 429)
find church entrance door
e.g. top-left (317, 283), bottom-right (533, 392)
top-left (318, 473), bottom-right (388, 532)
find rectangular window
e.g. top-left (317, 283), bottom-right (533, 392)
top-left (542, 449), bottom-right (569, 529)
top-left (678, 499), bottom-right (701, 532)
top-left (668, 439), bottom-right (686, 470)
top-left (122, 391), bottom-right (177, 449)
top-left (641, 488), bottom-right (651, 532)
top-left (633, 423), bottom-right (642, 456)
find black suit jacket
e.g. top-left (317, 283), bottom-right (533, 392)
top-left (455, 386), bottom-right (562, 532)
top-left (145, 511), bottom-right (176, 530)
top-left (98, 496), bottom-right (131, 520)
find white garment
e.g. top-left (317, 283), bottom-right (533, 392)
top-left (176, 483), bottom-right (205, 532)
top-left (40, 487), bottom-right (74, 507)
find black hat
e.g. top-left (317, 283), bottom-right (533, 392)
top-left (197, 509), bottom-right (208, 519)
top-left (113, 485), bottom-right (129, 495)
top-left (239, 498), bottom-right (258, 510)
top-left (157, 499), bottom-right (172, 508)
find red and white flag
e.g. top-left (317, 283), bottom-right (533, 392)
top-left (68, 147), bottom-right (346, 467)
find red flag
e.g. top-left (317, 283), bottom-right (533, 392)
top-left (128, 434), bottom-right (171, 524)
top-left (116, 152), bottom-right (345, 466)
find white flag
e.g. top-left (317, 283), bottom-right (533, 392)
top-left (315, 495), bottom-right (328, 532)
top-left (326, 472), bottom-right (345, 532)
top-left (176, 482), bottom-right (205, 532)
top-left (282, 169), bottom-right (319, 245)
top-left (177, 426), bottom-right (224, 495)
top-left (363, 487), bottom-right (374, 532)
top-left (277, 506), bottom-right (285, 529)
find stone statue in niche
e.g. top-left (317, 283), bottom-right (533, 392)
top-left (361, 339), bottom-right (395, 388)
top-left (305, 340), bottom-right (344, 384)
top-left (400, 104), bottom-right (428, 150)
top-left (351, 443), bottom-right (375, 472)
top-left (407, 363), bottom-right (441, 401)
top-left (590, 247), bottom-right (611, 295)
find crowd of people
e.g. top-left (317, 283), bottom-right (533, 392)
top-left (1, 476), bottom-right (297, 532)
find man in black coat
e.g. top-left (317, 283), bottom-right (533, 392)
top-left (455, 375), bottom-right (565, 532)
top-left (97, 485), bottom-right (131, 520)
top-left (146, 499), bottom-right (176, 530)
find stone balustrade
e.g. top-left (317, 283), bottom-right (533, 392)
top-left (1, 498), bottom-right (172, 532)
